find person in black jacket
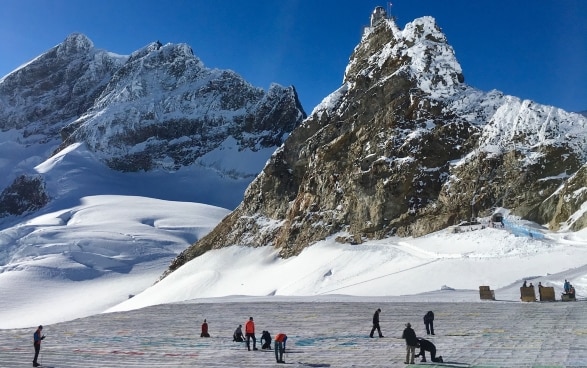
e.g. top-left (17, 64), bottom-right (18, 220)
top-left (370, 308), bottom-right (384, 338)
top-left (423, 311), bottom-right (435, 335)
top-left (402, 323), bottom-right (418, 364)
top-left (415, 337), bottom-right (443, 363)
top-left (233, 324), bottom-right (244, 342)
top-left (261, 330), bottom-right (272, 349)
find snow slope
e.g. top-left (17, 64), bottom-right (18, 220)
top-left (1, 172), bottom-right (586, 329)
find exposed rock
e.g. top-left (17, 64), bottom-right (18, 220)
top-left (166, 15), bottom-right (587, 276)
top-left (58, 42), bottom-right (306, 173)
top-left (0, 175), bottom-right (49, 217)
top-left (531, 164), bottom-right (587, 231)
top-left (0, 33), bottom-right (125, 138)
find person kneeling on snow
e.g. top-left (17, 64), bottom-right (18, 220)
top-left (233, 324), bottom-right (244, 342)
top-left (415, 337), bottom-right (443, 363)
top-left (200, 319), bottom-right (210, 337)
top-left (261, 330), bottom-right (272, 349)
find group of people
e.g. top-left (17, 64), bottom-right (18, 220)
top-left (231, 316), bottom-right (288, 363)
top-left (402, 322), bottom-right (443, 364)
top-left (369, 308), bottom-right (443, 364)
top-left (34, 310), bottom-right (440, 366)
top-left (564, 279), bottom-right (576, 298)
top-left (227, 309), bottom-right (442, 365)
top-left (522, 279), bottom-right (577, 301)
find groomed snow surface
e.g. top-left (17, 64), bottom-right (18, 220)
top-left (1, 299), bottom-right (586, 367)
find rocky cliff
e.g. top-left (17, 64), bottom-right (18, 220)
top-left (0, 34), bottom-right (305, 218)
top-left (59, 41), bottom-right (305, 173)
top-left (0, 33), bottom-right (125, 138)
top-left (167, 15), bottom-right (587, 274)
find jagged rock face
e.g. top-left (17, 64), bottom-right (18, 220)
top-left (0, 33), bottom-right (125, 139)
top-left (0, 175), bottom-right (49, 217)
top-left (531, 163), bottom-right (587, 231)
top-left (59, 42), bottom-right (306, 172)
top-left (168, 16), bottom-right (587, 273)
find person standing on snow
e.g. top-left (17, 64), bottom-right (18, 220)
top-left (201, 319), bottom-right (210, 337)
top-left (370, 308), bottom-right (384, 338)
top-left (33, 325), bottom-right (45, 367)
top-left (274, 333), bottom-right (288, 363)
top-left (245, 317), bottom-right (258, 351)
top-left (402, 322), bottom-right (418, 364)
top-left (423, 311), bottom-right (435, 335)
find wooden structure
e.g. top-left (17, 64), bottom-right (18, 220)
top-left (539, 286), bottom-right (555, 301)
top-left (520, 286), bottom-right (536, 302)
top-left (479, 286), bottom-right (495, 300)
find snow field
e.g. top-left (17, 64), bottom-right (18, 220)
top-left (1, 300), bottom-right (586, 367)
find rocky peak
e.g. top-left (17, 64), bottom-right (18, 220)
top-left (57, 33), bottom-right (94, 56)
top-left (0, 33), bottom-right (125, 137)
top-left (57, 39), bottom-right (305, 173)
top-left (165, 12), bottom-right (587, 276)
top-left (344, 17), bottom-right (463, 102)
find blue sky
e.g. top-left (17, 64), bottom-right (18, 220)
top-left (1, 0), bottom-right (586, 113)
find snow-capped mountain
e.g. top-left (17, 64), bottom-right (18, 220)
top-left (0, 33), bottom-right (304, 326)
top-left (59, 39), bottom-right (305, 172)
top-left (0, 34), bottom-right (125, 138)
top-left (0, 34), bottom-right (306, 217)
top-left (168, 14), bottom-right (587, 273)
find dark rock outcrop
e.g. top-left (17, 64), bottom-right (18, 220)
top-left (0, 175), bottom-right (49, 217)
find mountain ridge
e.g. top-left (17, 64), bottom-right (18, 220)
top-left (0, 33), bottom-right (305, 217)
top-left (166, 14), bottom-right (587, 275)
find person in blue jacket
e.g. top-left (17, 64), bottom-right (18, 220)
top-left (33, 325), bottom-right (45, 367)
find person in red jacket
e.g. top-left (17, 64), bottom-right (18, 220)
top-left (245, 317), bottom-right (258, 351)
top-left (201, 319), bottom-right (210, 337)
top-left (274, 333), bottom-right (288, 363)
top-left (33, 325), bottom-right (45, 367)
